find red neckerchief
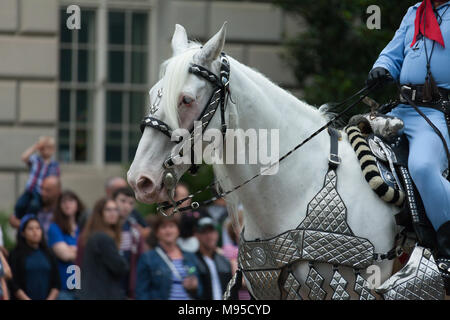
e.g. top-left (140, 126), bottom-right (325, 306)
top-left (411, 0), bottom-right (446, 48)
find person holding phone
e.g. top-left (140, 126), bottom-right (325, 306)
top-left (136, 215), bottom-right (202, 300)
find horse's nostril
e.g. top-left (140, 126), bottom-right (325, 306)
top-left (137, 176), bottom-right (155, 195)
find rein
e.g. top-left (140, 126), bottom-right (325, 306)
top-left (153, 78), bottom-right (376, 215)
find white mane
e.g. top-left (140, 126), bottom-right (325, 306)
top-left (158, 43), bottom-right (202, 130)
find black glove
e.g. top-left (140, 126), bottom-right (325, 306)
top-left (366, 67), bottom-right (393, 88)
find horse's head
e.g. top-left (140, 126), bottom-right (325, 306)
top-left (128, 23), bottom-right (227, 204)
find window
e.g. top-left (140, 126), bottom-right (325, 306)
top-left (58, 7), bottom-right (149, 165)
top-left (58, 9), bottom-right (96, 162)
top-left (105, 10), bottom-right (148, 163)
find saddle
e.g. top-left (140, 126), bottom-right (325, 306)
top-left (346, 113), bottom-right (439, 252)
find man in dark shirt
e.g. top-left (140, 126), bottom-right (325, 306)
top-left (195, 217), bottom-right (232, 300)
top-left (9, 176), bottom-right (61, 235)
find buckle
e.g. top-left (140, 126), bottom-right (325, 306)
top-left (437, 260), bottom-right (450, 274)
top-left (438, 262), bottom-right (450, 274)
top-left (163, 158), bottom-right (175, 169)
top-left (400, 85), bottom-right (417, 103)
top-left (373, 246), bottom-right (403, 262)
top-left (401, 85), bottom-right (411, 92)
top-left (393, 246), bottom-right (403, 259)
top-left (329, 153), bottom-right (341, 165)
top-left (191, 202), bottom-right (200, 209)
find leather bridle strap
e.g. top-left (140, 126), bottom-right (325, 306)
top-left (140, 53), bottom-right (231, 173)
top-left (328, 127), bottom-right (341, 170)
top-left (140, 117), bottom-right (178, 141)
top-left (189, 53), bottom-right (231, 139)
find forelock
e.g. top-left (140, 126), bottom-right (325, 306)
top-left (158, 43), bottom-right (202, 130)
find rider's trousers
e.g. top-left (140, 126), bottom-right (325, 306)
top-left (388, 104), bottom-right (450, 231)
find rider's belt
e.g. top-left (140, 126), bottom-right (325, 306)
top-left (399, 84), bottom-right (450, 108)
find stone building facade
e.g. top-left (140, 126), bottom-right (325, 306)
top-left (0, 0), bottom-right (303, 211)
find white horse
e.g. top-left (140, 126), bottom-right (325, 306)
top-left (127, 23), bottom-right (398, 299)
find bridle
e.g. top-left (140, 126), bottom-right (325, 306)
top-left (140, 50), bottom-right (376, 216)
top-left (140, 52), bottom-right (231, 215)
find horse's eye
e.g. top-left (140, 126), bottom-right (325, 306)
top-left (182, 96), bottom-right (194, 106)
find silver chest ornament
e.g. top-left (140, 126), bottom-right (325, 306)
top-left (237, 169), bottom-right (376, 300)
top-left (234, 167), bottom-right (446, 300)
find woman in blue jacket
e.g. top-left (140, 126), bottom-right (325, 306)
top-left (136, 215), bottom-right (202, 300)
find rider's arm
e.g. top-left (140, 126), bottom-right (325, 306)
top-left (372, 6), bottom-right (415, 81)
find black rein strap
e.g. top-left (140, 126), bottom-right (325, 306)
top-left (156, 85), bottom-right (374, 213)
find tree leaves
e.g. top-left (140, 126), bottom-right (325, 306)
top-left (273, 0), bottom-right (415, 107)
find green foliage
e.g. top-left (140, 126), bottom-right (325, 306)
top-left (0, 211), bottom-right (16, 251)
top-left (179, 164), bottom-right (216, 200)
top-left (273, 0), bottom-right (417, 107)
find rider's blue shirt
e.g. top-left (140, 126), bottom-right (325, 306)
top-left (373, 1), bottom-right (450, 89)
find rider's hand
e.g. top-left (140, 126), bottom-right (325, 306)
top-left (366, 67), bottom-right (393, 88)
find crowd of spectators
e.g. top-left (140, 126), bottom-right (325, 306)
top-left (0, 137), bottom-right (249, 300)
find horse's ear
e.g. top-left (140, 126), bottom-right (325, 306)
top-left (197, 22), bottom-right (227, 64)
top-left (171, 24), bottom-right (188, 56)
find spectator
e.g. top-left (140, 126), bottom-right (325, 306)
top-left (113, 187), bottom-right (148, 299)
top-left (0, 224), bottom-right (9, 299)
top-left (0, 250), bottom-right (12, 300)
top-left (199, 196), bottom-right (229, 247)
top-left (47, 190), bottom-right (84, 300)
top-left (221, 215), bottom-right (242, 273)
top-left (195, 217), bottom-right (232, 300)
top-left (221, 210), bottom-right (250, 300)
top-left (178, 211), bottom-right (201, 253)
top-left (175, 183), bottom-right (200, 253)
top-left (77, 176), bottom-right (128, 231)
top-left (136, 215), bottom-right (201, 300)
top-left (14, 136), bottom-right (59, 219)
top-left (10, 176), bottom-right (61, 235)
top-left (0, 225), bottom-right (7, 258)
top-left (145, 214), bottom-right (159, 250)
top-left (8, 214), bottom-right (60, 300)
top-left (114, 187), bottom-right (150, 240)
top-left (78, 198), bottom-right (128, 300)
top-left (105, 177), bottom-right (128, 198)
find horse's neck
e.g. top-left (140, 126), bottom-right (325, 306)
top-left (218, 59), bottom-right (331, 240)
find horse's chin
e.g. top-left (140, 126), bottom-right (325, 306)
top-left (135, 188), bottom-right (169, 205)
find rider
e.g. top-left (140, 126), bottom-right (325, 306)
top-left (366, 0), bottom-right (450, 292)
